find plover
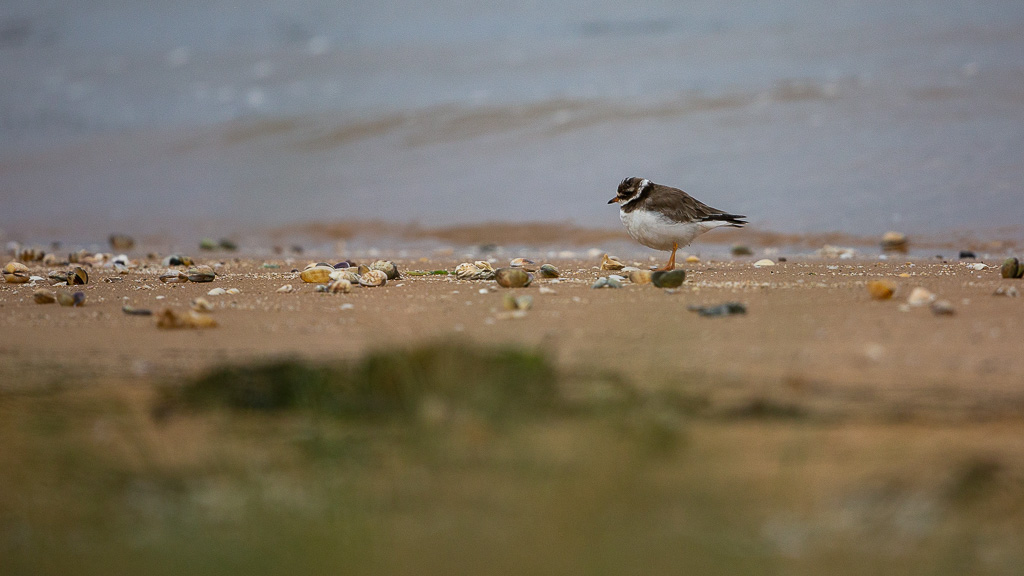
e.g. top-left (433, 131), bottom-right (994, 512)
top-left (609, 177), bottom-right (747, 270)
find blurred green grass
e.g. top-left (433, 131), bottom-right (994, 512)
top-left (1, 342), bottom-right (1022, 575)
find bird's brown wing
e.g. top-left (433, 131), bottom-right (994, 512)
top-left (641, 184), bottom-right (745, 224)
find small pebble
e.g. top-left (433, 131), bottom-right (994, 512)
top-left (881, 231), bottom-right (909, 253)
top-left (628, 269), bottom-right (653, 284)
top-left (907, 287), bottom-right (936, 307)
top-left (651, 269), bottom-right (686, 288)
top-left (688, 302), bottom-right (747, 317)
top-left (930, 300), bottom-right (955, 316)
top-left (538, 264), bottom-right (560, 278)
top-left (753, 259), bottom-right (776, 268)
top-left (33, 288), bottom-right (56, 304)
top-left (866, 280), bottom-right (896, 300)
top-left (994, 286), bottom-right (1019, 297)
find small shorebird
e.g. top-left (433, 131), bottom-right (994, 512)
top-left (609, 177), bottom-right (747, 270)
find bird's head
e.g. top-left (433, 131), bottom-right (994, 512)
top-left (608, 177), bottom-right (651, 205)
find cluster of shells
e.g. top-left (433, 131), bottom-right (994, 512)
top-left (300, 260), bottom-right (398, 290)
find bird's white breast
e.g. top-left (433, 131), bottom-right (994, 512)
top-left (619, 209), bottom-right (724, 251)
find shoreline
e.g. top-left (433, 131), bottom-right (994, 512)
top-left (3, 220), bottom-right (1022, 259)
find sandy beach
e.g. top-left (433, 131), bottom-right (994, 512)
top-left (4, 240), bottom-right (1023, 421)
top-left (3, 231), bottom-right (1024, 574)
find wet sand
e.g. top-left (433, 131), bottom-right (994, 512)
top-left (3, 247), bottom-right (1023, 422)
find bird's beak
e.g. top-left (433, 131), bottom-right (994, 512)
top-left (607, 197), bottom-right (619, 204)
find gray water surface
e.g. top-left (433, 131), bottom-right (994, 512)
top-left (1, 0), bottom-right (1022, 242)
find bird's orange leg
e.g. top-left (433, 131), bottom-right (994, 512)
top-left (656, 242), bottom-right (678, 271)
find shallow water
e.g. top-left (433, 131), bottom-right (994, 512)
top-left (1, 0), bottom-right (1023, 244)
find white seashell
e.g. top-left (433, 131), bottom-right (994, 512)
top-left (753, 259), bottom-right (776, 267)
top-left (907, 287), bottom-right (936, 307)
top-left (277, 284), bottom-right (294, 293)
top-left (600, 254), bottom-right (625, 271)
top-left (207, 287), bottom-right (228, 296)
top-left (358, 269), bottom-right (388, 287)
top-left (225, 288), bottom-right (241, 295)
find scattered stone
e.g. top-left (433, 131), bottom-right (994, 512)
top-left (688, 302), bottom-right (747, 317)
top-left (907, 287), bottom-right (937, 307)
top-left (495, 267), bottom-right (532, 288)
top-left (538, 264), bottom-right (560, 278)
top-left (108, 234), bottom-right (135, 251)
top-left (931, 300), bottom-right (955, 316)
top-left (299, 263), bottom-right (334, 283)
top-left (502, 293), bottom-right (533, 311)
top-left (651, 269), bottom-right (686, 288)
top-left (959, 250), bottom-right (976, 259)
top-left (159, 269), bottom-right (189, 283)
top-left (753, 259), bottom-right (776, 268)
top-left (325, 278), bottom-right (353, 293)
top-left (56, 290), bottom-right (85, 307)
top-left (994, 286), bottom-right (1019, 298)
top-left (818, 245), bottom-right (857, 259)
top-left (538, 286), bottom-right (557, 295)
top-left (600, 254), bottom-right (625, 271)
top-left (591, 276), bottom-right (622, 289)
top-left (731, 245), bottom-right (754, 256)
top-left (207, 287), bottom-right (227, 296)
top-left (199, 238), bottom-right (218, 251)
top-left (163, 254), bottom-right (193, 266)
top-left (3, 261), bottom-right (30, 283)
top-left (33, 288), bottom-right (56, 304)
top-left (186, 265), bottom-right (216, 282)
top-left (1000, 257), bottom-right (1023, 279)
top-left (685, 255), bottom-right (701, 263)
top-left (122, 305), bottom-right (152, 316)
top-left (866, 280), bottom-right (896, 300)
top-left (218, 238), bottom-right (238, 251)
top-left (881, 231), bottom-right (909, 253)
top-left (277, 284), bottom-right (294, 293)
top-left (628, 269), bottom-right (654, 285)
top-left (966, 263), bottom-right (989, 271)
top-left (190, 297), bottom-right (214, 312)
top-left (156, 308), bottom-right (217, 329)
top-left (16, 247), bottom-right (45, 262)
top-left (225, 288), bottom-right (241, 295)
top-left (369, 260), bottom-right (400, 280)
